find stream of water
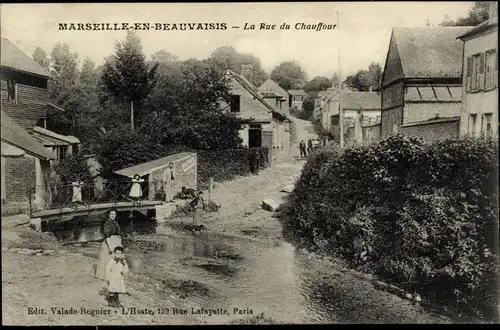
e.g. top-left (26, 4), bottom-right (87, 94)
top-left (47, 212), bottom-right (451, 324)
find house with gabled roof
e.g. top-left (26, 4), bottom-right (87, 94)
top-left (287, 89), bottom-right (307, 110)
top-left (258, 78), bottom-right (289, 113)
top-left (457, 2), bottom-right (498, 138)
top-left (380, 26), bottom-right (473, 141)
top-left (221, 68), bottom-right (291, 163)
top-left (1, 38), bottom-right (80, 215)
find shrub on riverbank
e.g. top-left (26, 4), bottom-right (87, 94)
top-left (286, 134), bottom-right (499, 316)
top-left (197, 147), bottom-right (269, 189)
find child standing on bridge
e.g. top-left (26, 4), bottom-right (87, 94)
top-left (129, 174), bottom-right (144, 205)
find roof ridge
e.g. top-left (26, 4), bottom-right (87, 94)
top-left (1, 38), bottom-right (50, 77)
top-left (226, 70), bottom-right (288, 121)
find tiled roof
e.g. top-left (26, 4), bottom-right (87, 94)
top-left (1, 111), bottom-right (54, 160)
top-left (457, 20), bottom-right (498, 39)
top-left (393, 27), bottom-right (473, 79)
top-left (341, 92), bottom-right (381, 110)
top-left (33, 126), bottom-right (80, 144)
top-left (258, 79), bottom-right (289, 99)
top-left (225, 70), bottom-right (289, 121)
top-left (1, 38), bottom-right (50, 77)
top-left (114, 152), bottom-right (195, 178)
top-left (287, 89), bottom-right (306, 96)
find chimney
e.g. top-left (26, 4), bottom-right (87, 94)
top-left (241, 64), bottom-right (254, 83)
top-left (489, 2), bottom-right (498, 24)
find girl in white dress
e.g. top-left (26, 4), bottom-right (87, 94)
top-left (129, 174), bottom-right (144, 205)
top-left (71, 181), bottom-right (85, 207)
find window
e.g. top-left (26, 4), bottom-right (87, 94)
top-left (6, 80), bottom-right (17, 103)
top-left (331, 115), bottom-right (339, 126)
top-left (301, 96), bottom-right (304, 101)
top-left (230, 95), bottom-right (240, 113)
top-left (471, 53), bottom-right (485, 92)
top-left (55, 146), bottom-right (68, 162)
top-left (485, 49), bottom-right (497, 89)
top-left (469, 114), bottom-right (477, 137)
top-left (483, 113), bottom-right (493, 138)
top-left (466, 56), bottom-right (472, 92)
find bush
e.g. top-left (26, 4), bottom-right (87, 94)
top-left (96, 128), bottom-right (270, 190)
top-left (197, 147), bottom-right (269, 189)
top-left (287, 134), bottom-right (499, 316)
top-left (53, 152), bottom-right (93, 183)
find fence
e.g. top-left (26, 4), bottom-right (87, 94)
top-left (29, 178), bottom-right (170, 216)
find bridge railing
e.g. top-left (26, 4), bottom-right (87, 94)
top-left (29, 178), bottom-right (169, 214)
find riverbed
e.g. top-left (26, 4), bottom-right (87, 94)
top-left (55, 214), bottom-right (452, 325)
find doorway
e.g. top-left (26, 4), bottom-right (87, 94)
top-left (249, 125), bottom-right (263, 148)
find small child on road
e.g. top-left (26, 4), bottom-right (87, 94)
top-left (106, 246), bottom-right (129, 308)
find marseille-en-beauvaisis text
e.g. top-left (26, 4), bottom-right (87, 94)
top-left (58, 22), bottom-right (228, 31)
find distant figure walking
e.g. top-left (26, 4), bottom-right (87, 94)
top-left (307, 139), bottom-right (313, 153)
top-left (129, 174), bottom-right (144, 205)
top-left (71, 180), bottom-right (85, 206)
top-left (106, 246), bottom-right (129, 308)
top-left (163, 163), bottom-right (175, 203)
top-left (190, 191), bottom-right (206, 230)
top-left (250, 149), bottom-right (260, 175)
top-left (95, 209), bottom-right (122, 281)
top-left (299, 140), bottom-right (307, 158)
top-left (255, 149), bottom-right (261, 174)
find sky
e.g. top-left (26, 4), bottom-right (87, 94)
top-left (1, 2), bottom-right (474, 79)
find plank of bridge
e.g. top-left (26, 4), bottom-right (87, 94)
top-left (32, 201), bottom-right (163, 221)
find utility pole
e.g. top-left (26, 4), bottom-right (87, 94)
top-left (337, 10), bottom-right (344, 148)
top-left (131, 100), bottom-right (134, 131)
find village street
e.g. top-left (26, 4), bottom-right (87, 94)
top-left (1, 117), bottom-right (459, 325)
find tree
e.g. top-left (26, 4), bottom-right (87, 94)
top-left (301, 92), bottom-right (317, 120)
top-left (151, 50), bottom-right (178, 63)
top-left (32, 47), bottom-right (50, 70)
top-left (304, 76), bottom-right (332, 93)
top-left (367, 62), bottom-right (382, 90)
top-left (101, 31), bottom-right (159, 130)
top-left (270, 61), bottom-right (308, 91)
top-left (44, 43), bottom-right (81, 133)
top-left (440, 1), bottom-right (492, 26)
top-left (207, 46), bottom-right (268, 86)
top-left (344, 62), bottom-right (383, 91)
top-left (144, 58), bottom-right (248, 150)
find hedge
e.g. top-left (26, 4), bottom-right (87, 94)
top-left (286, 134), bottom-right (499, 317)
top-left (197, 146), bottom-right (269, 189)
top-left (100, 144), bottom-right (270, 191)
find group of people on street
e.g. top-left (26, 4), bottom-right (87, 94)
top-left (299, 137), bottom-right (327, 158)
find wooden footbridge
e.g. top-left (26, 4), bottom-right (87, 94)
top-left (29, 178), bottom-right (167, 222)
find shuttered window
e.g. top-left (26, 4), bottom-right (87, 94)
top-left (479, 53), bottom-right (485, 90)
top-left (483, 113), bottom-right (493, 138)
top-left (485, 49), bottom-right (498, 89)
top-left (472, 54), bottom-right (481, 91)
top-left (466, 56), bottom-right (472, 92)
